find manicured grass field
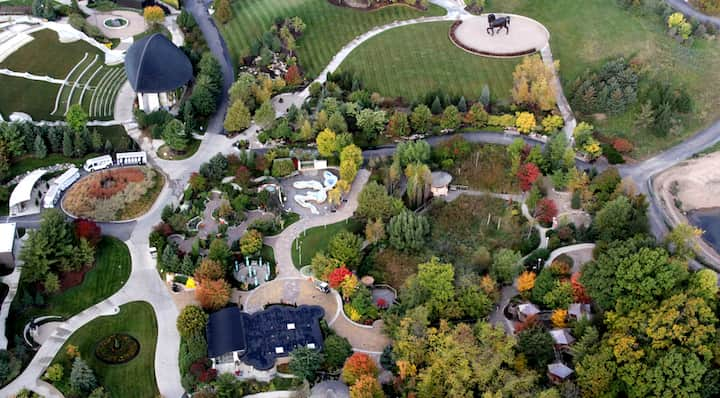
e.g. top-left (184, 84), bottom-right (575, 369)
top-left (219, 0), bottom-right (445, 77)
top-left (51, 301), bottom-right (159, 398)
top-left (0, 75), bottom-right (60, 121)
top-left (291, 219), bottom-right (363, 268)
top-left (0, 29), bottom-right (102, 78)
top-left (488, 0), bottom-right (720, 156)
top-left (338, 21), bottom-right (519, 101)
top-left (6, 237), bottom-right (131, 345)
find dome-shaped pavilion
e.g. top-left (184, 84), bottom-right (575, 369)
top-left (124, 33), bottom-right (192, 112)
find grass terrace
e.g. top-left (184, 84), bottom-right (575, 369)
top-left (489, 0), bottom-right (720, 156)
top-left (50, 302), bottom-right (159, 398)
top-left (338, 21), bottom-right (519, 101)
top-left (0, 29), bottom-right (126, 121)
top-left (291, 218), bottom-right (363, 268)
top-left (219, 0), bottom-right (446, 77)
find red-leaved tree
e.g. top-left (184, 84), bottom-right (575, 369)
top-left (328, 266), bottom-right (352, 288)
top-left (571, 272), bottom-right (590, 303)
top-left (74, 219), bottom-right (101, 246)
top-left (517, 162), bottom-right (541, 191)
top-left (342, 353), bottom-right (379, 386)
top-left (534, 198), bottom-right (557, 226)
top-left (285, 65), bottom-right (302, 86)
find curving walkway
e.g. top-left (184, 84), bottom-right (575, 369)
top-left (665, 0), bottom-right (720, 28)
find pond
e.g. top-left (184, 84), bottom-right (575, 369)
top-left (687, 208), bottom-right (720, 253)
top-left (103, 17), bottom-right (129, 29)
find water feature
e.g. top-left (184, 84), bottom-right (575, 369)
top-left (103, 17), bottom-right (129, 29)
top-left (687, 207), bottom-right (720, 252)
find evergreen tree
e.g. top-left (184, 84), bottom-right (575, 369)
top-left (431, 96), bottom-right (442, 114)
top-left (162, 119), bottom-right (188, 152)
top-left (62, 130), bottom-right (74, 157)
top-left (224, 100), bottom-right (251, 133)
top-left (480, 84), bottom-right (491, 107)
top-left (34, 135), bottom-right (47, 159)
top-left (90, 129), bottom-right (103, 152)
top-left (457, 96), bottom-right (468, 112)
top-left (70, 358), bottom-right (97, 392)
top-left (214, 0), bottom-right (232, 24)
top-left (73, 131), bottom-right (87, 157)
top-left (387, 210), bottom-right (430, 252)
top-left (104, 139), bottom-right (113, 154)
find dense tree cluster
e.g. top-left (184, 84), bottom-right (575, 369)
top-left (570, 58), bottom-right (639, 116)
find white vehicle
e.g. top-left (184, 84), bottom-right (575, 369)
top-left (83, 155), bottom-right (113, 172)
top-left (314, 280), bottom-right (330, 294)
top-left (42, 167), bottom-right (80, 209)
top-left (116, 151), bottom-right (147, 166)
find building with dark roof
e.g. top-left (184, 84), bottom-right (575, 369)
top-left (206, 305), bottom-right (325, 373)
top-left (124, 33), bottom-right (192, 112)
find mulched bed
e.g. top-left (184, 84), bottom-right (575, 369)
top-left (95, 333), bottom-right (141, 364)
top-left (59, 265), bottom-right (93, 292)
top-left (327, 0), bottom-right (428, 12)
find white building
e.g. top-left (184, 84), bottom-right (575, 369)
top-left (0, 223), bottom-right (17, 267)
top-left (8, 169), bottom-right (47, 216)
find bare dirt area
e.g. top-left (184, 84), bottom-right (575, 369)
top-left (654, 151), bottom-right (720, 264)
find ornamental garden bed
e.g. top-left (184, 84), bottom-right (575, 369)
top-left (63, 166), bottom-right (164, 221)
top-left (95, 333), bottom-right (140, 364)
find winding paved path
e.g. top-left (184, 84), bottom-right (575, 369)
top-left (665, 0), bottom-right (720, 27)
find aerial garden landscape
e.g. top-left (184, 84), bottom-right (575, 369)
top-left (1, 0), bottom-right (720, 396)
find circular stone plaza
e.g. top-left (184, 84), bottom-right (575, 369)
top-left (450, 14), bottom-right (550, 57)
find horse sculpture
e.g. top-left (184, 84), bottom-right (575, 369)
top-left (487, 13), bottom-right (510, 35)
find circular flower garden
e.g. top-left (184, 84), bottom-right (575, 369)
top-left (95, 333), bottom-right (140, 364)
top-left (63, 166), bottom-right (164, 222)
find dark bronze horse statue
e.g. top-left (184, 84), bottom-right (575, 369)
top-left (487, 13), bottom-right (510, 35)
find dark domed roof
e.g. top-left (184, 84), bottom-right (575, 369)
top-left (125, 33), bottom-right (192, 93)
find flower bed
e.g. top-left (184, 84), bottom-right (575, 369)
top-left (63, 166), bottom-right (164, 221)
top-left (95, 333), bottom-right (140, 364)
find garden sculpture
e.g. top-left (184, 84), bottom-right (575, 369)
top-left (487, 13), bottom-right (511, 35)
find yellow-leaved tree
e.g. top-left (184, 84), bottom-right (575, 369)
top-left (512, 55), bottom-right (557, 111)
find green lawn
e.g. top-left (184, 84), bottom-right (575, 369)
top-left (338, 21), bottom-right (519, 101)
top-left (50, 301), bottom-right (159, 398)
top-left (0, 75), bottom-right (60, 121)
top-left (219, 0), bottom-right (446, 77)
top-left (6, 237), bottom-right (132, 346)
top-left (291, 219), bottom-right (363, 268)
top-left (0, 29), bottom-right (102, 78)
top-left (488, 0), bottom-right (720, 157)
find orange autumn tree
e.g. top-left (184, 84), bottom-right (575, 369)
top-left (285, 65), bottom-right (302, 86)
top-left (571, 272), bottom-right (590, 303)
top-left (342, 353), bottom-right (379, 385)
top-left (350, 375), bottom-right (385, 398)
top-left (551, 309), bottom-right (568, 328)
top-left (517, 271), bottom-right (536, 296)
top-left (143, 6), bottom-right (164, 26)
top-left (196, 279), bottom-right (231, 311)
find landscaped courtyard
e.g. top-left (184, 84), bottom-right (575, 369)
top-left (49, 301), bottom-right (159, 398)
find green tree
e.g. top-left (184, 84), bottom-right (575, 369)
top-left (490, 248), bottom-right (522, 285)
top-left (208, 238), bottom-right (231, 264)
top-left (62, 130), bottom-right (74, 157)
top-left (440, 105), bottom-right (461, 130)
top-left (289, 346), bottom-right (324, 381)
top-left (224, 100), bottom-right (251, 133)
top-left (44, 363), bottom-right (63, 382)
top-left (517, 325), bottom-right (555, 370)
top-left (417, 257), bottom-right (455, 317)
top-left (387, 210), bottom-right (429, 252)
top-left (66, 104), bottom-right (88, 132)
top-left (0, 123), bottom-right (24, 156)
top-left (327, 231), bottom-right (362, 268)
top-left (33, 135), bottom-right (47, 159)
top-left (177, 305), bottom-right (208, 339)
top-left (356, 108), bottom-right (386, 142)
top-left (239, 229), bottom-right (263, 257)
top-left (387, 111), bottom-right (410, 137)
top-left (88, 387), bottom-right (111, 398)
top-left (323, 335), bottom-right (352, 371)
top-left (394, 140), bottom-right (430, 168)
top-left (356, 181), bottom-right (403, 222)
top-left (404, 162), bottom-right (431, 209)
top-left (70, 357), bottom-right (97, 392)
top-left (457, 285), bottom-right (493, 319)
top-left (430, 96), bottom-right (442, 114)
top-left (665, 223), bottom-right (701, 260)
top-left (410, 104), bottom-right (432, 133)
top-left (542, 280), bottom-right (574, 309)
top-left (163, 119), bottom-right (189, 152)
top-left (255, 100), bottom-right (275, 128)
